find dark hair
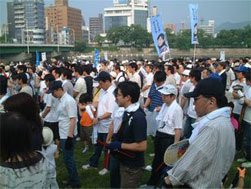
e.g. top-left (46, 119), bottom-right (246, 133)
top-left (117, 81), bottom-right (140, 103)
top-left (154, 71), bottom-right (166, 83)
top-left (0, 112), bottom-right (33, 163)
top-left (157, 33), bottom-right (165, 40)
top-left (17, 64), bottom-right (27, 73)
top-left (113, 64), bottom-right (121, 71)
top-left (79, 93), bottom-right (93, 104)
top-left (245, 69), bottom-right (251, 82)
top-left (74, 65), bottom-right (83, 75)
top-left (215, 95), bottom-right (228, 108)
top-left (83, 64), bottom-right (92, 75)
top-left (51, 67), bottom-right (62, 76)
top-left (3, 93), bottom-right (42, 132)
top-left (0, 75), bottom-right (8, 95)
top-left (166, 65), bottom-right (175, 74)
top-left (17, 72), bottom-right (28, 84)
top-left (113, 87), bottom-right (118, 97)
top-left (44, 73), bottom-right (55, 82)
top-left (189, 69), bottom-right (201, 82)
top-left (128, 62), bottom-right (138, 71)
top-left (61, 68), bottom-right (73, 80)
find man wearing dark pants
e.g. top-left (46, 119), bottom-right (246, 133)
top-left (82, 71), bottom-right (116, 176)
top-left (49, 80), bottom-right (80, 188)
top-left (107, 81), bottom-right (147, 188)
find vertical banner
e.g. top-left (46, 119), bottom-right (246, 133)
top-left (220, 51), bottom-right (225, 61)
top-left (189, 4), bottom-right (199, 45)
top-left (36, 51), bottom-right (40, 66)
top-left (104, 51), bottom-right (108, 61)
top-left (93, 48), bottom-right (100, 68)
top-left (150, 15), bottom-right (170, 57)
top-left (41, 52), bottom-right (47, 62)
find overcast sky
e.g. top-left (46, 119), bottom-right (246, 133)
top-left (0, 0), bottom-right (250, 27)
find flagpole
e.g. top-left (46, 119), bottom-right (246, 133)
top-left (193, 43), bottom-right (196, 65)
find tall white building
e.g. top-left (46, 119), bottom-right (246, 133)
top-left (199, 20), bottom-right (215, 36)
top-left (104, 0), bottom-right (148, 32)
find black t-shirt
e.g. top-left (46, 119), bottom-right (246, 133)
top-left (118, 108), bottom-right (147, 168)
top-left (84, 76), bottom-right (93, 97)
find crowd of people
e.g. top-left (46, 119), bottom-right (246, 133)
top-left (0, 56), bottom-right (250, 188)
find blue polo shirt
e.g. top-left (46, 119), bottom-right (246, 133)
top-left (148, 83), bottom-right (163, 112)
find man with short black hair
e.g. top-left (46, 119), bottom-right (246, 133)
top-left (17, 73), bottom-right (33, 96)
top-left (49, 80), bottom-right (80, 188)
top-left (82, 71), bottom-right (116, 176)
top-left (107, 81), bottom-right (147, 188)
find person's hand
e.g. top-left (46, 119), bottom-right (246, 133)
top-left (154, 106), bottom-right (161, 112)
top-left (93, 118), bottom-right (98, 125)
top-left (164, 176), bottom-right (171, 185)
top-left (65, 136), bottom-right (73, 150)
top-left (237, 167), bottom-right (246, 178)
top-left (107, 141), bottom-right (121, 151)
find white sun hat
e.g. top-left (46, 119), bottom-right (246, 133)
top-left (42, 127), bottom-right (54, 146)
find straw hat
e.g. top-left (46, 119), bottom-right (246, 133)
top-left (42, 127), bottom-right (54, 146)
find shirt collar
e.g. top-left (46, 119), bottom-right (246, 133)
top-left (189, 107), bottom-right (231, 144)
top-left (125, 102), bottom-right (140, 113)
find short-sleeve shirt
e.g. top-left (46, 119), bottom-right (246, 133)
top-left (148, 83), bottom-right (164, 112)
top-left (97, 85), bottom-right (116, 133)
top-left (119, 108), bottom-right (147, 168)
top-left (57, 92), bottom-right (78, 139)
top-left (43, 93), bottom-right (60, 123)
top-left (73, 77), bottom-right (87, 102)
top-left (20, 85), bottom-right (33, 96)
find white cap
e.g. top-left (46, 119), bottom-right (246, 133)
top-left (182, 69), bottom-right (190, 76)
top-left (186, 64), bottom-right (193, 69)
top-left (158, 84), bottom-right (177, 96)
top-left (42, 127), bottom-right (54, 146)
top-left (110, 71), bottom-right (117, 78)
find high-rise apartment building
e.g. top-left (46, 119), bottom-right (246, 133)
top-left (89, 14), bottom-right (103, 42)
top-left (199, 20), bottom-right (215, 36)
top-left (45, 0), bottom-right (83, 44)
top-left (7, 0), bottom-right (45, 44)
top-left (104, 0), bottom-right (148, 32)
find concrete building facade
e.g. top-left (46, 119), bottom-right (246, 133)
top-left (7, 0), bottom-right (45, 44)
top-left (45, 0), bottom-right (83, 44)
top-left (89, 14), bottom-right (103, 42)
top-left (104, 0), bottom-right (148, 32)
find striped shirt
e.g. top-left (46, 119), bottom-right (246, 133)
top-left (148, 83), bottom-right (164, 112)
top-left (167, 113), bottom-right (235, 188)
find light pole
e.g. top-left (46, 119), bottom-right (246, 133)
top-left (4, 23), bottom-right (11, 43)
top-left (57, 25), bottom-right (59, 53)
top-left (26, 20), bottom-right (30, 54)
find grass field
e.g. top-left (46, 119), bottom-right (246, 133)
top-left (56, 137), bottom-right (251, 188)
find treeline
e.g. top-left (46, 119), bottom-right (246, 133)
top-left (93, 24), bottom-right (251, 50)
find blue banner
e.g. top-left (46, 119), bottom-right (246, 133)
top-left (189, 4), bottom-right (199, 45)
top-left (93, 49), bottom-right (100, 68)
top-left (36, 51), bottom-right (40, 66)
top-left (150, 15), bottom-right (170, 57)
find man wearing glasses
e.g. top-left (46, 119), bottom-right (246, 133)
top-left (164, 78), bottom-right (235, 188)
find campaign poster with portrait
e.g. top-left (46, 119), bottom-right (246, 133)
top-left (150, 15), bottom-right (170, 57)
top-left (189, 4), bottom-right (199, 45)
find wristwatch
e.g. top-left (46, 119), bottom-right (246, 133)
top-left (98, 117), bottom-right (101, 121)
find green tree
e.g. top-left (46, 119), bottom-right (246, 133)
top-left (94, 35), bottom-right (106, 46)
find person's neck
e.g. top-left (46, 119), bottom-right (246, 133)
top-left (238, 77), bottom-right (244, 82)
top-left (21, 83), bottom-right (27, 87)
top-left (124, 102), bottom-right (132, 109)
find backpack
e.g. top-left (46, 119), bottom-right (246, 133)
top-left (115, 71), bottom-right (128, 86)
